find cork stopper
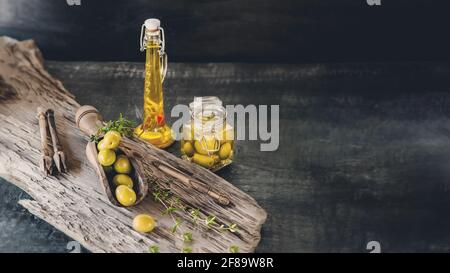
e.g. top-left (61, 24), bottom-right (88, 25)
top-left (144, 18), bottom-right (161, 32)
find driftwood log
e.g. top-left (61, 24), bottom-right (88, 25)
top-left (0, 36), bottom-right (266, 253)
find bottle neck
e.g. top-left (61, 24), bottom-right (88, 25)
top-left (143, 29), bottom-right (162, 49)
top-left (143, 31), bottom-right (167, 82)
top-left (145, 38), bottom-right (161, 64)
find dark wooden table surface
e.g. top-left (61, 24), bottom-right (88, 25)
top-left (2, 61), bottom-right (450, 252)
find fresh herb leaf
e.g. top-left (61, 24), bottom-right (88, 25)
top-left (89, 113), bottom-right (137, 142)
top-left (219, 223), bottom-right (238, 232)
top-left (205, 215), bottom-right (216, 228)
top-left (182, 247), bottom-right (192, 253)
top-left (163, 206), bottom-right (178, 215)
top-left (153, 191), bottom-right (161, 202)
top-left (171, 218), bottom-right (182, 233)
top-left (189, 208), bottom-right (200, 225)
top-left (229, 245), bottom-right (239, 253)
top-left (229, 223), bottom-right (238, 233)
top-left (89, 134), bottom-right (100, 143)
top-left (182, 232), bottom-right (193, 243)
top-left (149, 245), bottom-right (159, 253)
top-left (190, 208), bottom-right (200, 217)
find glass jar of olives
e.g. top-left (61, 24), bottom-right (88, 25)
top-left (181, 97), bottom-right (234, 171)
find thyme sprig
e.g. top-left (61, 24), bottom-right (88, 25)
top-left (150, 179), bottom-right (238, 233)
top-left (220, 223), bottom-right (238, 233)
top-left (89, 113), bottom-right (137, 143)
top-left (147, 175), bottom-right (239, 253)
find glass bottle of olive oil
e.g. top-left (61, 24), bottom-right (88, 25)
top-left (134, 19), bottom-right (174, 148)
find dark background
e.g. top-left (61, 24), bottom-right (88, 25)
top-left (1, 0), bottom-right (450, 63)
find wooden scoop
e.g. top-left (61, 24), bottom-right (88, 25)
top-left (75, 106), bottom-right (148, 206)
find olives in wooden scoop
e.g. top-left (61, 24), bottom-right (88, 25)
top-left (115, 185), bottom-right (136, 206)
top-left (102, 130), bottom-right (121, 149)
top-left (113, 174), bottom-right (133, 188)
top-left (97, 149), bottom-right (116, 166)
top-left (97, 139), bottom-right (107, 151)
top-left (114, 154), bottom-right (131, 174)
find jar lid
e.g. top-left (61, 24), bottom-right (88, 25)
top-left (187, 97), bottom-right (227, 143)
top-left (190, 96), bottom-right (226, 127)
top-left (189, 96), bottom-right (222, 109)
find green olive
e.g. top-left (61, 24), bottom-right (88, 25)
top-left (97, 149), bottom-right (116, 167)
top-left (133, 214), bottom-right (156, 233)
top-left (102, 130), bottom-right (121, 149)
top-left (97, 139), bottom-right (107, 151)
top-left (192, 153), bottom-right (215, 168)
top-left (194, 138), bottom-right (218, 155)
top-left (114, 155), bottom-right (131, 174)
top-left (219, 143), bottom-right (232, 160)
top-left (113, 174), bottom-right (133, 188)
top-left (182, 141), bottom-right (195, 157)
top-left (115, 185), bottom-right (136, 206)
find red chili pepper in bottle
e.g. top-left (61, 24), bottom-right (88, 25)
top-left (156, 114), bottom-right (165, 126)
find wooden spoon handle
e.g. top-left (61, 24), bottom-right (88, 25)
top-left (75, 105), bottom-right (104, 136)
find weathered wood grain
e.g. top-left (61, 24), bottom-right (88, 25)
top-left (0, 37), bottom-right (266, 253)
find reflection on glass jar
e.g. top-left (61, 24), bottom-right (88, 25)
top-left (181, 97), bottom-right (234, 171)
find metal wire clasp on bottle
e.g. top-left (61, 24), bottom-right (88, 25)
top-left (139, 22), bottom-right (168, 81)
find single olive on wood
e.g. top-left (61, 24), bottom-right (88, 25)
top-left (133, 214), bottom-right (156, 233)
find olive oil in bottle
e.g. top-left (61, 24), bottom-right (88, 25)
top-left (134, 19), bottom-right (174, 148)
